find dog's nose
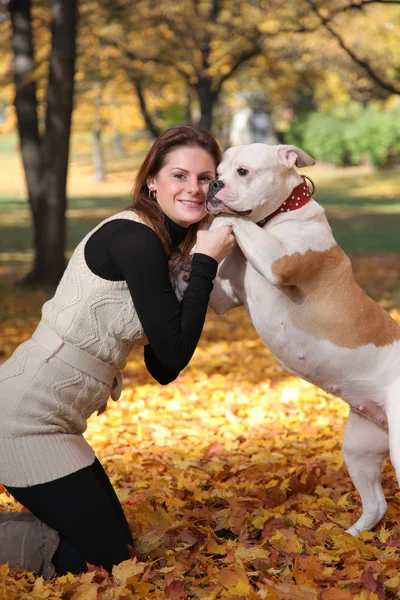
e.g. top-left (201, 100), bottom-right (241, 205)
top-left (210, 180), bottom-right (224, 191)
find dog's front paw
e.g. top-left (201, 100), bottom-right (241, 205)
top-left (209, 214), bottom-right (237, 231)
top-left (169, 251), bottom-right (192, 301)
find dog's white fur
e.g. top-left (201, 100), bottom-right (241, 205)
top-left (204, 143), bottom-right (400, 536)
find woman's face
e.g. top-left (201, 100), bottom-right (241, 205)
top-left (148, 146), bottom-right (216, 227)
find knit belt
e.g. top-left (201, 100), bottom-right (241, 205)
top-left (31, 321), bottom-right (123, 403)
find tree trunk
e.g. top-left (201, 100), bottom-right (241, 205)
top-left (112, 128), bottom-right (123, 155)
top-left (196, 77), bottom-right (215, 131)
top-left (131, 76), bottom-right (161, 139)
top-left (93, 129), bottom-right (105, 181)
top-left (9, 0), bottom-right (44, 282)
top-left (39, 0), bottom-right (78, 286)
top-left (10, 0), bottom-right (78, 287)
top-left (93, 82), bottom-right (105, 181)
top-left (184, 86), bottom-right (193, 125)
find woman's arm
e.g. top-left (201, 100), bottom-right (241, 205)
top-left (109, 221), bottom-right (217, 378)
top-left (143, 344), bottom-right (180, 384)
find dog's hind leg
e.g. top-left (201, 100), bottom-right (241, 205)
top-left (385, 385), bottom-right (400, 524)
top-left (343, 409), bottom-right (389, 536)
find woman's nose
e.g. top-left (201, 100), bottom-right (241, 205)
top-left (188, 177), bottom-right (200, 194)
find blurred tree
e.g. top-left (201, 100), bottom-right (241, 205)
top-left (99, 0), bottom-right (400, 133)
top-left (0, 14), bottom-right (14, 133)
top-left (100, 0), bottom-right (299, 131)
top-left (8, 0), bottom-right (78, 287)
top-left (305, 0), bottom-right (400, 97)
top-left (73, 1), bottom-right (181, 160)
top-left (92, 81), bottom-right (105, 181)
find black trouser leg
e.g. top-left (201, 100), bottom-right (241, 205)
top-left (90, 458), bottom-right (133, 546)
top-left (6, 458), bottom-right (131, 575)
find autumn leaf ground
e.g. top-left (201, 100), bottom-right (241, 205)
top-left (1, 144), bottom-right (400, 599)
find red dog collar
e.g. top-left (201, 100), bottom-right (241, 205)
top-left (257, 176), bottom-right (315, 227)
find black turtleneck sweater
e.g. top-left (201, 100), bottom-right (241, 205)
top-left (84, 215), bottom-right (218, 384)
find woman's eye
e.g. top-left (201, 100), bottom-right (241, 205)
top-left (174, 173), bottom-right (185, 179)
top-left (237, 168), bottom-right (249, 177)
top-left (200, 175), bottom-right (212, 182)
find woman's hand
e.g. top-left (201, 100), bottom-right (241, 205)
top-left (195, 225), bottom-right (235, 264)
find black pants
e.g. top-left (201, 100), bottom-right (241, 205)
top-left (6, 458), bottom-right (132, 576)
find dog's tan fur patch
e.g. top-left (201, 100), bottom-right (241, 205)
top-left (272, 245), bottom-right (400, 348)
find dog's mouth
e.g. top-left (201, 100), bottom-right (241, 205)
top-left (205, 192), bottom-right (225, 215)
top-left (206, 188), bottom-right (252, 217)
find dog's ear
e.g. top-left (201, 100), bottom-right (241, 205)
top-left (277, 145), bottom-right (315, 168)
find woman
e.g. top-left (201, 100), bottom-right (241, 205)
top-left (0, 125), bottom-right (234, 577)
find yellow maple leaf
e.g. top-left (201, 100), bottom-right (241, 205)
top-left (112, 558), bottom-right (147, 585)
top-left (218, 567), bottom-right (251, 598)
top-left (70, 582), bottom-right (99, 600)
top-left (269, 529), bottom-right (304, 553)
top-left (55, 572), bottom-right (75, 585)
top-left (252, 509), bottom-right (275, 530)
top-left (125, 576), bottom-right (154, 595)
top-left (259, 579), bottom-right (320, 600)
top-left (330, 533), bottom-right (379, 559)
top-left (289, 512), bottom-right (314, 528)
top-left (235, 545), bottom-right (270, 561)
top-left (265, 479), bottom-right (279, 489)
top-left (353, 593), bottom-right (379, 600)
top-left (135, 529), bottom-right (165, 554)
top-left (385, 576), bottom-right (400, 588)
top-left (314, 548), bottom-right (342, 563)
top-left (379, 525), bottom-right (391, 543)
top-left (204, 534), bottom-right (226, 555)
top-left (134, 500), bottom-right (173, 531)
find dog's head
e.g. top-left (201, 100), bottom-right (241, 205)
top-left (206, 144), bottom-right (315, 223)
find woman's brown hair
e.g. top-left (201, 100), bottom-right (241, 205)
top-left (129, 125), bottom-right (221, 256)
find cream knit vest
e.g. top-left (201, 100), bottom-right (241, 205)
top-left (0, 210), bottom-right (148, 487)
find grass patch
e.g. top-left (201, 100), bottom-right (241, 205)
top-left (314, 167), bottom-right (400, 253)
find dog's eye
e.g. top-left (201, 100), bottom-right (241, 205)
top-left (237, 168), bottom-right (249, 177)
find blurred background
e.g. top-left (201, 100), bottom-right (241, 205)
top-left (0, 0), bottom-right (399, 289)
top-left (1, 7), bottom-right (400, 595)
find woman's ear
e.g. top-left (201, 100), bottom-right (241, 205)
top-left (147, 177), bottom-right (155, 191)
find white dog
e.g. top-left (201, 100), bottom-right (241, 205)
top-left (196, 143), bottom-right (400, 536)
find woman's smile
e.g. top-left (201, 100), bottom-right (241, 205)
top-left (178, 198), bottom-right (204, 207)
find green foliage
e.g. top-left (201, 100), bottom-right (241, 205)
top-left (159, 102), bottom-right (186, 129)
top-left (304, 112), bottom-right (348, 166)
top-left (0, 134), bottom-right (18, 154)
top-left (287, 106), bottom-right (400, 167)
